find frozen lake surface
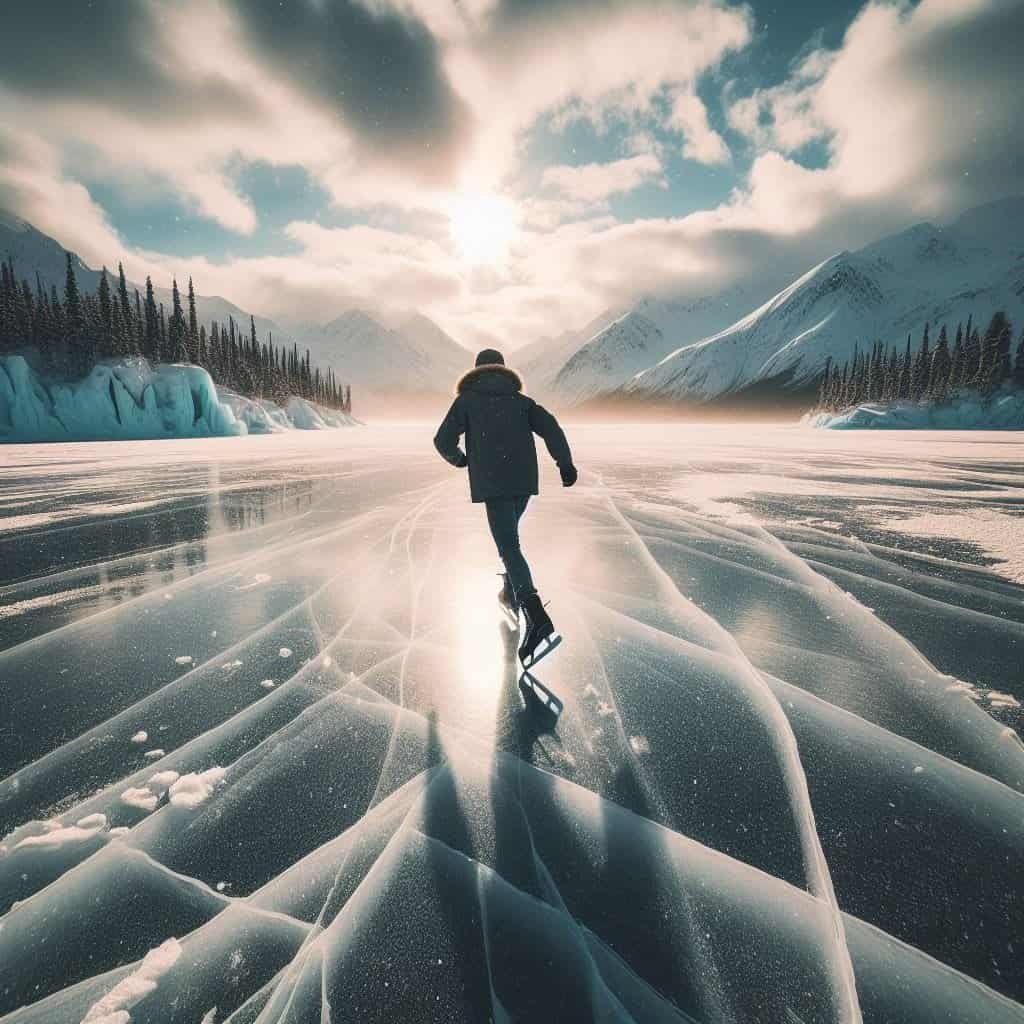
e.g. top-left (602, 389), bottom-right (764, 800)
top-left (1, 424), bottom-right (1023, 1024)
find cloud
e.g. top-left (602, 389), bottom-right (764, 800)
top-left (0, 125), bottom-right (154, 275)
top-left (1, 0), bottom-right (1021, 358)
top-left (727, 0), bottom-right (1024, 214)
top-left (542, 154), bottom-right (663, 202)
top-left (225, 0), bottom-right (473, 185)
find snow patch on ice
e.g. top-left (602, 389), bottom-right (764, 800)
top-left (174, 655), bottom-right (193, 666)
top-left (168, 766), bottom-right (226, 809)
top-left (629, 735), bottom-right (651, 755)
top-left (129, 731), bottom-right (148, 744)
top-left (144, 749), bottom-right (165, 760)
top-left (148, 771), bottom-right (180, 792)
top-left (877, 508), bottom-right (1024, 584)
top-left (81, 937), bottom-right (182, 1022)
top-left (278, 647), bottom-right (293, 658)
top-left (15, 820), bottom-right (106, 850)
top-left (121, 787), bottom-right (159, 812)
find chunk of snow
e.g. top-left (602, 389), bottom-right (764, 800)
top-left (260, 679), bottom-right (276, 689)
top-left (76, 813), bottom-right (108, 829)
top-left (629, 735), bottom-right (651, 755)
top-left (913, 766), bottom-right (925, 774)
top-left (168, 766), bottom-right (226, 809)
top-left (81, 937), bottom-right (182, 1022)
top-left (147, 771), bottom-right (180, 792)
top-left (278, 647), bottom-right (293, 658)
top-left (15, 822), bottom-right (105, 850)
top-left (223, 659), bottom-right (243, 671)
top-left (987, 691), bottom-right (1020, 707)
top-left (121, 787), bottom-right (159, 812)
top-left (130, 731), bottom-right (148, 743)
top-left (144, 749), bottom-right (165, 760)
top-left (174, 655), bottom-right (193, 666)
top-left (108, 827), bottom-right (131, 837)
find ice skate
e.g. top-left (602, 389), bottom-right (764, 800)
top-left (518, 590), bottom-right (561, 668)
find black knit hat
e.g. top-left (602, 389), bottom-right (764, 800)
top-left (475, 348), bottom-right (505, 367)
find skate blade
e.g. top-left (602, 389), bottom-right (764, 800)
top-left (519, 671), bottom-right (564, 718)
top-left (521, 632), bottom-right (562, 670)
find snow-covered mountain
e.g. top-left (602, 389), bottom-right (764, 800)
top-left (627, 196), bottom-right (1024, 404)
top-left (293, 309), bottom-right (469, 394)
top-left (548, 286), bottom-right (762, 402)
top-left (0, 210), bottom-right (280, 342)
top-left (0, 210), bottom-right (471, 397)
top-left (515, 307), bottom-right (624, 396)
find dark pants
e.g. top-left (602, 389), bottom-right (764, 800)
top-left (485, 496), bottom-right (534, 600)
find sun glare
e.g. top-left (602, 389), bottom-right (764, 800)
top-left (449, 193), bottom-right (518, 267)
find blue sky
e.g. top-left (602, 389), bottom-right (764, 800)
top-left (0, 0), bottom-right (1019, 349)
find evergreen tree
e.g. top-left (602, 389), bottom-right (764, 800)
top-left (979, 311), bottom-right (1013, 394)
top-left (97, 267), bottom-right (114, 358)
top-left (144, 277), bottom-right (159, 362)
top-left (133, 291), bottom-right (144, 357)
top-left (817, 358), bottom-right (832, 408)
top-left (929, 323), bottom-right (951, 402)
top-left (169, 279), bottom-right (189, 362)
top-left (159, 302), bottom-right (168, 360)
top-left (1014, 329), bottom-right (1024, 388)
top-left (949, 330), bottom-right (965, 394)
top-left (896, 336), bottom-right (912, 400)
top-left (962, 325), bottom-right (982, 388)
top-left (910, 322), bottom-right (930, 400)
top-left (63, 251), bottom-right (88, 377)
top-left (187, 277), bottom-right (199, 362)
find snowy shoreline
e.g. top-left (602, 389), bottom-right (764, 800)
top-left (806, 390), bottom-right (1024, 430)
top-left (0, 355), bottom-right (358, 443)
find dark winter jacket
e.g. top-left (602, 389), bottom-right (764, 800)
top-left (433, 364), bottom-right (574, 502)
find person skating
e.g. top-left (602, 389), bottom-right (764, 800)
top-left (433, 348), bottom-right (577, 668)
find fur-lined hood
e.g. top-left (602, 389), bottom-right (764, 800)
top-left (456, 363), bottom-right (523, 396)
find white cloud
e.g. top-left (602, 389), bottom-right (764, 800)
top-left (2, 0), bottom-right (1020, 357)
top-left (669, 90), bottom-right (731, 165)
top-left (542, 154), bottom-right (663, 202)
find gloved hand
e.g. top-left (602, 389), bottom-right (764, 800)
top-left (560, 463), bottom-right (578, 487)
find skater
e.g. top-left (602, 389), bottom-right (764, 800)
top-left (433, 348), bottom-right (577, 668)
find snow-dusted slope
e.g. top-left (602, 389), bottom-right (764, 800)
top-left (553, 312), bottom-right (664, 402)
top-left (0, 210), bottom-right (280, 342)
top-left (629, 196), bottom-right (1024, 403)
top-left (548, 287), bottom-right (764, 402)
top-left (529, 285), bottom-right (762, 404)
top-left (516, 307), bottom-right (623, 397)
top-left (295, 309), bottom-right (468, 394)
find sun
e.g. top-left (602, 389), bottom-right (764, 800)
top-left (448, 193), bottom-right (519, 267)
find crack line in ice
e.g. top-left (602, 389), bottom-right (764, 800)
top-left (602, 490), bottom-right (863, 1024)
